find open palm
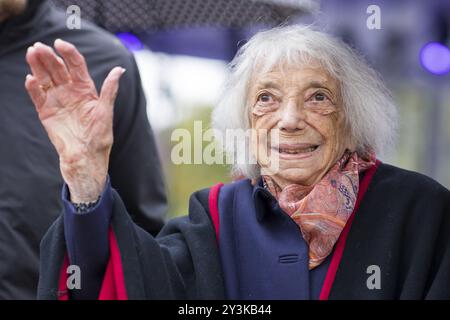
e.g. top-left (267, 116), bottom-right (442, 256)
top-left (25, 39), bottom-right (125, 202)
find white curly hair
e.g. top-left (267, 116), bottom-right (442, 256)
top-left (212, 25), bottom-right (398, 179)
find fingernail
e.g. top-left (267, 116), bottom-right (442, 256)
top-left (121, 68), bottom-right (126, 74)
top-left (27, 46), bottom-right (34, 54)
top-left (55, 38), bottom-right (66, 45)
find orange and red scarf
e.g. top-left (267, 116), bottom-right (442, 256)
top-left (263, 151), bottom-right (375, 269)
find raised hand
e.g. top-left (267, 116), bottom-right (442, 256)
top-left (25, 39), bottom-right (125, 203)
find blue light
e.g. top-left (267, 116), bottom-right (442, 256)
top-left (420, 42), bottom-right (450, 75)
top-left (116, 32), bottom-right (144, 51)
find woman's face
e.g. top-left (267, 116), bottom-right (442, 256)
top-left (249, 62), bottom-right (352, 188)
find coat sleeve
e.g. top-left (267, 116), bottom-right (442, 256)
top-left (37, 187), bottom-right (224, 300)
top-left (108, 52), bottom-right (167, 236)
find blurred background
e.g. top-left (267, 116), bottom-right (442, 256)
top-left (53, 0), bottom-right (450, 217)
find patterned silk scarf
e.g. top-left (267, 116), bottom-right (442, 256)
top-left (263, 151), bottom-right (375, 269)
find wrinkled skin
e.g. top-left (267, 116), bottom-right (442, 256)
top-left (25, 39), bottom-right (125, 202)
top-left (249, 62), bottom-right (354, 188)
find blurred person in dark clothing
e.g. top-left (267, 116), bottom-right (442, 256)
top-left (0, 0), bottom-right (167, 299)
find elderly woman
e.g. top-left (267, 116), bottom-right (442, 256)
top-left (27, 26), bottom-right (449, 300)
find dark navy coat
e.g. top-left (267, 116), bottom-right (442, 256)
top-left (38, 163), bottom-right (450, 299)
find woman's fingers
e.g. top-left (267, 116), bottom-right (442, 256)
top-left (54, 39), bottom-right (92, 83)
top-left (32, 42), bottom-right (70, 86)
top-left (99, 66), bottom-right (126, 109)
top-left (25, 46), bottom-right (52, 85)
top-left (24, 74), bottom-right (46, 111)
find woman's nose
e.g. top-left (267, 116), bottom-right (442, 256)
top-left (277, 99), bottom-right (306, 132)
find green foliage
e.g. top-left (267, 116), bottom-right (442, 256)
top-left (159, 106), bottom-right (230, 218)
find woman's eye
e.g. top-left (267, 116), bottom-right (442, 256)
top-left (312, 92), bottom-right (327, 101)
top-left (257, 93), bottom-right (274, 103)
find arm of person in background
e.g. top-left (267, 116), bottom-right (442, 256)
top-left (109, 54), bottom-right (167, 235)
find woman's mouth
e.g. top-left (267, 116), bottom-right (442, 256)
top-left (271, 143), bottom-right (320, 159)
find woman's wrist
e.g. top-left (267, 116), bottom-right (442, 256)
top-left (67, 178), bottom-right (105, 203)
top-left (60, 155), bottom-right (108, 203)
top-left (66, 174), bottom-right (106, 203)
